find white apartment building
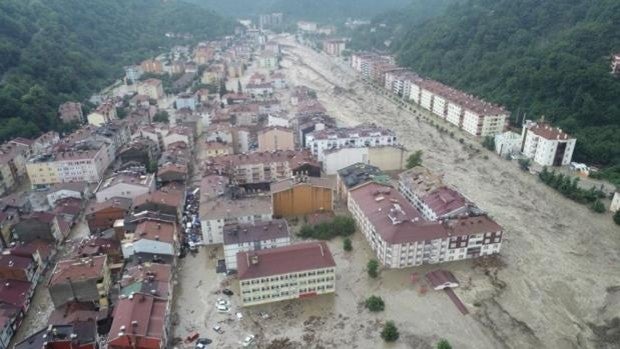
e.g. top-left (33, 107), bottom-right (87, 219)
top-left (446, 101), bottom-right (464, 128)
top-left (223, 219), bottom-right (290, 270)
top-left (521, 121), bottom-right (576, 167)
top-left (199, 196), bottom-right (273, 245)
top-left (461, 108), bottom-right (507, 137)
top-left (419, 88), bottom-right (434, 111)
top-left (348, 182), bottom-right (502, 268)
top-left (494, 131), bottom-right (522, 157)
top-left (237, 242), bottom-right (336, 307)
top-left (305, 124), bottom-right (397, 163)
top-left (95, 172), bottom-right (155, 202)
top-left (432, 95), bottom-right (447, 119)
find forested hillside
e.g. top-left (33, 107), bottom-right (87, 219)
top-left (387, 0), bottom-right (619, 167)
top-left (0, 0), bottom-right (234, 140)
top-left (188, 0), bottom-right (411, 22)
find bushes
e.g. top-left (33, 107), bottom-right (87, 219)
top-left (380, 321), bottom-right (399, 342)
top-left (437, 339), bottom-right (452, 349)
top-left (482, 136), bottom-right (495, 151)
top-left (343, 238), bottom-right (352, 251)
top-left (298, 216), bottom-right (356, 240)
top-left (367, 259), bottom-right (379, 278)
top-left (539, 167), bottom-right (605, 205)
top-left (406, 150), bottom-right (423, 169)
top-left (518, 158), bottom-right (531, 171)
top-left (365, 296), bottom-right (385, 312)
top-left (590, 200), bottom-right (606, 213)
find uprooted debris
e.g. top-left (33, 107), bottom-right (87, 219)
top-left (266, 337), bottom-right (299, 349)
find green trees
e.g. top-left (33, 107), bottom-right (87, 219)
top-left (153, 111), bottom-right (170, 123)
top-left (380, 321), bottom-right (399, 342)
top-left (590, 200), bottom-right (606, 213)
top-left (368, 0), bottom-right (620, 168)
top-left (0, 0), bottom-right (234, 142)
top-left (518, 158), bottom-right (531, 171)
top-left (539, 167), bottom-right (605, 206)
top-left (406, 150), bottom-right (423, 169)
top-left (614, 210), bottom-right (620, 225)
top-left (482, 136), bottom-right (495, 151)
top-left (298, 216), bottom-right (356, 240)
top-left (365, 296), bottom-right (385, 312)
top-left (343, 238), bottom-right (352, 252)
top-left (437, 339), bottom-right (452, 349)
top-left (367, 259), bottom-right (379, 278)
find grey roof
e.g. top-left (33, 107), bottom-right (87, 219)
top-left (337, 163), bottom-right (389, 189)
top-left (223, 219), bottom-right (290, 245)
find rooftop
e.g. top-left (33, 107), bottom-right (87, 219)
top-left (421, 186), bottom-right (470, 217)
top-left (108, 294), bottom-right (168, 345)
top-left (308, 123), bottom-right (395, 141)
top-left (0, 278), bottom-right (32, 308)
top-left (99, 172), bottom-right (154, 190)
top-left (132, 220), bottom-right (176, 244)
top-left (133, 189), bottom-right (183, 210)
top-left (200, 175), bottom-right (228, 200)
top-left (270, 176), bottom-right (334, 194)
top-left (528, 123), bottom-right (573, 140)
top-left (200, 196), bottom-right (272, 220)
top-left (86, 197), bottom-right (133, 214)
top-left (237, 242), bottom-right (335, 280)
top-left (0, 254), bottom-right (34, 270)
top-left (49, 255), bottom-right (107, 286)
top-left (398, 166), bottom-right (444, 197)
top-left (223, 219), bottom-right (290, 245)
top-left (337, 163), bottom-right (390, 189)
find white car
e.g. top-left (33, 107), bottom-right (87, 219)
top-left (212, 325), bottom-right (223, 334)
top-left (216, 304), bottom-right (230, 313)
top-left (242, 335), bottom-right (255, 347)
top-left (236, 312), bottom-right (243, 320)
top-left (216, 298), bottom-right (230, 307)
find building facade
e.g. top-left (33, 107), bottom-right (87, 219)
top-left (223, 220), bottom-right (290, 270)
top-left (237, 242), bottom-right (336, 307)
top-left (521, 121), bottom-right (576, 167)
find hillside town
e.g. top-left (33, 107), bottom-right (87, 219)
top-left (0, 17), bottom-right (617, 349)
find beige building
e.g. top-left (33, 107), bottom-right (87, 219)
top-left (87, 102), bottom-right (117, 126)
top-left (137, 78), bottom-right (164, 100)
top-left (27, 146), bottom-right (111, 186)
top-left (204, 141), bottom-right (234, 158)
top-left (257, 126), bottom-right (295, 152)
top-left (140, 59), bottom-right (163, 74)
top-left (238, 241), bottom-right (336, 306)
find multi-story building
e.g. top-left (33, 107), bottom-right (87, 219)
top-left (258, 51), bottom-right (278, 70)
top-left (335, 163), bottom-right (391, 202)
top-left (85, 197), bottom-right (132, 233)
top-left (223, 219), bottom-right (290, 270)
top-left (323, 145), bottom-right (406, 175)
top-left (95, 172), bottom-right (155, 202)
top-left (87, 102), bottom-right (117, 126)
top-left (121, 220), bottom-right (177, 264)
top-left (140, 59), bottom-right (163, 74)
top-left (204, 141), bottom-right (233, 158)
top-left (58, 102), bottom-right (84, 124)
top-left (207, 150), bottom-right (319, 186)
top-left (494, 131), bottom-right (522, 157)
top-left (200, 196), bottom-right (272, 245)
top-left (521, 120), bottom-right (576, 167)
top-left (0, 142), bottom-right (29, 195)
top-left (107, 293), bottom-right (170, 349)
top-left (305, 123), bottom-right (397, 163)
top-left (322, 39), bottom-right (346, 56)
top-left (138, 79), bottom-right (164, 100)
top-left (348, 182), bottom-right (502, 268)
top-left (48, 255), bottom-right (111, 309)
top-left (26, 144), bottom-right (110, 186)
top-left (257, 127), bottom-right (295, 152)
top-left (237, 241), bottom-right (336, 306)
top-left (125, 65), bottom-right (143, 83)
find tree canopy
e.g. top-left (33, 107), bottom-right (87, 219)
top-left (0, 0), bottom-right (234, 141)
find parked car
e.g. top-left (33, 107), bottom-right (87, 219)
top-left (212, 325), bottom-right (224, 334)
top-left (216, 304), bottom-right (230, 313)
top-left (195, 338), bottom-right (212, 348)
top-left (222, 288), bottom-right (234, 296)
top-left (242, 335), bottom-right (255, 347)
top-left (216, 298), bottom-right (230, 307)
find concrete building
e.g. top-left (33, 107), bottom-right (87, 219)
top-left (335, 163), bottom-right (391, 202)
top-left (46, 182), bottom-right (88, 207)
top-left (305, 123), bottom-right (397, 163)
top-left (58, 102), bottom-right (84, 124)
top-left (494, 131), bottom-right (522, 157)
top-left (271, 177), bottom-right (334, 217)
top-left (138, 79), bottom-right (164, 100)
top-left (258, 51), bottom-right (278, 70)
top-left (257, 127), bottom-right (295, 152)
top-left (237, 241), bottom-right (336, 307)
top-left (48, 255), bottom-right (110, 309)
top-left (223, 219), bottom-right (290, 270)
top-left (610, 192), bottom-right (620, 213)
top-left (322, 39), bottom-right (346, 56)
top-left (204, 141), bottom-right (234, 158)
top-left (175, 94), bottom-right (196, 111)
top-left (199, 196), bottom-right (272, 245)
top-left (95, 172), bottom-right (155, 202)
top-left (521, 121), bottom-right (576, 167)
top-left (140, 59), bottom-right (163, 74)
top-left (323, 145), bottom-right (406, 175)
top-left (107, 294), bottom-right (170, 349)
top-left (612, 53), bottom-right (620, 76)
top-left (87, 102), bottom-right (117, 126)
top-left (121, 220), bottom-right (177, 264)
top-left (125, 65), bottom-right (143, 83)
top-left (348, 182), bottom-right (503, 268)
top-left (85, 197), bottom-right (132, 233)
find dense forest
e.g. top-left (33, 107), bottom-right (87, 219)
top-left (352, 0), bottom-right (620, 169)
top-left (187, 0), bottom-right (411, 23)
top-left (0, 0), bottom-right (235, 141)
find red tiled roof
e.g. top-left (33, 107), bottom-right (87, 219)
top-left (49, 255), bottom-right (107, 286)
top-left (0, 279), bottom-right (32, 308)
top-left (133, 189), bottom-right (183, 209)
top-left (10, 240), bottom-right (53, 261)
top-left (86, 197), bottom-right (132, 214)
top-left (133, 221), bottom-right (176, 244)
top-left (108, 294), bottom-right (167, 347)
top-left (0, 254), bottom-right (33, 270)
top-left (421, 187), bottom-right (468, 217)
top-left (237, 242), bottom-right (335, 280)
top-left (529, 124), bottom-right (572, 140)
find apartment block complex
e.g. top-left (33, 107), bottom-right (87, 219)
top-left (348, 182), bottom-right (502, 268)
top-left (26, 144), bottom-right (110, 186)
top-left (237, 242), bottom-right (336, 306)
